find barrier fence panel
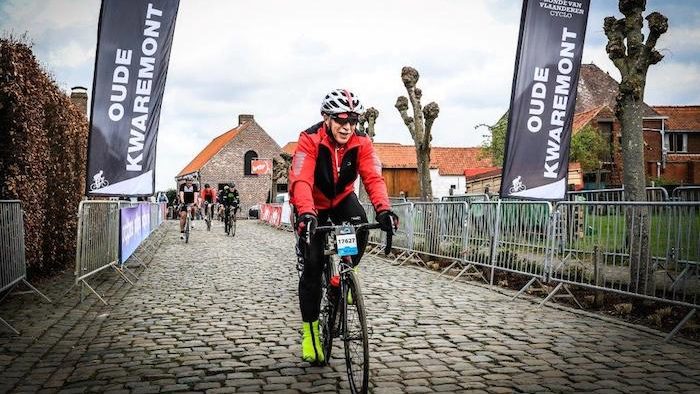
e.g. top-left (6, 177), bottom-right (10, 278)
top-left (410, 202), bottom-right (468, 266)
top-left (462, 201), bottom-right (497, 271)
top-left (0, 201), bottom-right (52, 335)
top-left (491, 200), bottom-right (552, 283)
top-left (0, 201), bottom-right (25, 296)
top-left (567, 188), bottom-right (625, 202)
top-left (645, 187), bottom-right (669, 202)
top-left (551, 201), bottom-right (699, 304)
top-left (672, 186), bottom-right (700, 202)
top-left (73, 201), bottom-right (122, 304)
top-left (74, 201), bottom-right (120, 278)
top-left (550, 201), bottom-right (699, 338)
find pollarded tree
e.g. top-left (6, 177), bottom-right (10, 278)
top-left (603, 0), bottom-right (668, 295)
top-left (395, 66), bottom-right (440, 201)
top-left (358, 107), bottom-right (379, 141)
top-left (358, 107), bottom-right (379, 201)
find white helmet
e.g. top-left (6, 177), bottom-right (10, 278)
top-left (320, 89), bottom-right (365, 115)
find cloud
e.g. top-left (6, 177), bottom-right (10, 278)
top-left (2, 0), bottom-right (698, 192)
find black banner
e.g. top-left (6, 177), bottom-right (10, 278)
top-left (86, 0), bottom-right (180, 196)
top-left (500, 0), bottom-right (590, 200)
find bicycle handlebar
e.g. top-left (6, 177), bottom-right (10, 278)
top-left (309, 220), bottom-right (395, 256)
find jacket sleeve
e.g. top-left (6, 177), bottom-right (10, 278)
top-left (289, 132), bottom-right (318, 216)
top-left (357, 139), bottom-right (391, 213)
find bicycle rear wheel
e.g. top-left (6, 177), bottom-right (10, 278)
top-left (343, 270), bottom-right (369, 393)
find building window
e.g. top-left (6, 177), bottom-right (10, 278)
top-left (244, 150), bottom-right (258, 175)
top-left (664, 133), bottom-right (688, 153)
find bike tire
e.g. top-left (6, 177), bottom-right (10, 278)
top-left (185, 217), bottom-right (190, 244)
top-left (231, 215), bottom-right (236, 237)
top-left (343, 270), bottom-right (369, 394)
top-left (319, 257), bottom-right (338, 365)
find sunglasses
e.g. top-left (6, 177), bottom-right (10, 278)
top-left (331, 113), bottom-right (360, 126)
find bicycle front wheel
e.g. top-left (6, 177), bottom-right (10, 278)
top-left (343, 270), bottom-right (369, 393)
top-left (185, 217), bottom-right (190, 244)
top-left (231, 215), bottom-right (236, 237)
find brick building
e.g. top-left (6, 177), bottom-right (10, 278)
top-left (176, 114), bottom-right (282, 212)
top-left (571, 64), bottom-right (700, 186)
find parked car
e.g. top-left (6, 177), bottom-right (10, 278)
top-left (248, 204), bottom-right (259, 219)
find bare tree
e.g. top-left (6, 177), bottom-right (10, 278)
top-left (358, 107), bottom-right (379, 140)
top-left (395, 66), bottom-right (440, 201)
top-left (604, 0), bottom-right (668, 295)
top-left (358, 107), bottom-right (379, 202)
top-left (273, 152), bottom-right (292, 192)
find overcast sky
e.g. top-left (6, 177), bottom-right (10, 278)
top-left (2, 0), bottom-right (699, 192)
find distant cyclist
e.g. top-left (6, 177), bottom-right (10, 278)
top-left (179, 177), bottom-right (199, 239)
top-left (200, 183), bottom-right (217, 223)
top-left (220, 184), bottom-right (240, 232)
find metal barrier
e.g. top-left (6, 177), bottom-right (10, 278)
top-left (0, 201), bottom-right (51, 334)
top-left (550, 201), bottom-right (699, 339)
top-left (492, 200), bottom-right (552, 283)
top-left (72, 201), bottom-right (166, 304)
top-left (567, 188), bottom-right (625, 202)
top-left (672, 186), bottom-right (700, 201)
top-left (645, 187), bottom-right (669, 201)
top-left (409, 202), bottom-right (468, 268)
top-left (441, 193), bottom-right (490, 203)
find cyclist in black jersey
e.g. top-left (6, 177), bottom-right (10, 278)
top-left (179, 177), bottom-right (199, 239)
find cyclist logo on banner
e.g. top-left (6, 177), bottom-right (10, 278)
top-left (90, 170), bottom-right (110, 191)
top-left (509, 175), bottom-right (526, 194)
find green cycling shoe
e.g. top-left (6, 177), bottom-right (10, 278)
top-left (301, 320), bottom-right (325, 363)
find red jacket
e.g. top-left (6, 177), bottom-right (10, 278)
top-left (289, 122), bottom-right (391, 216)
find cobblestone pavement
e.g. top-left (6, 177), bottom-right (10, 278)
top-left (1, 220), bottom-right (699, 393)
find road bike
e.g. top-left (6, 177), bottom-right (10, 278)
top-left (180, 204), bottom-right (192, 243)
top-left (202, 201), bottom-right (213, 231)
top-left (304, 221), bottom-right (393, 394)
top-left (225, 204), bottom-right (238, 236)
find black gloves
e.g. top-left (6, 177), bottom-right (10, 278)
top-left (296, 213), bottom-right (318, 240)
top-left (376, 210), bottom-right (399, 232)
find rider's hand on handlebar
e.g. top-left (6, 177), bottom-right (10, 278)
top-left (296, 213), bottom-right (318, 241)
top-left (376, 210), bottom-right (399, 233)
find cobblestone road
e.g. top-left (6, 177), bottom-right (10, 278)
top-left (1, 220), bottom-right (699, 393)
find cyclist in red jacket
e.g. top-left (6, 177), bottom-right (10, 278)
top-left (289, 88), bottom-right (398, 363)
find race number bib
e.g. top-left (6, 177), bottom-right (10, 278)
top-left (337, 233), bottom-right (358, 256)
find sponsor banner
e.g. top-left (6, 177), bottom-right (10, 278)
top-left (120, 206), bottom-right (142, 264)
top-left (500, 0), bottom-right (590, 200)
top-left (86, 0), bottom-right (180, 196)
top-left (269, 205), bottom-right (282, 227)
top-left (260, 204), bottom-right (272, 222)
top-left (140, 203), bottom-right (151, 236)
top-left (251, 159), bottom-right (273, 175)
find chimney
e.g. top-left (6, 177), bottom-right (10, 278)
top-left (239, 114), bottom-right (254, 125)
top-left (70, 86), bottom-right (88, 116)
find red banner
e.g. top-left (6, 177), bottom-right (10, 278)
top-left (251, 159), bottom-right (272, 175)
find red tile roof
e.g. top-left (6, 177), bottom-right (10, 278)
top-left (282, 140), bottom-right (493, 176)
top-left (572, 106), bottom-right (605, 133)
top-left (281, 142), bottom-right (297, 155)
top-left (653, 106), bottom-right (700, 132)
top-left (177, 123), bottom-right (250, 177)
top-left (464, 167), bottom-right (501, 180)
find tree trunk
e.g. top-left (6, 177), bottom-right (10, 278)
top-left (417, 146), bottom-right (432, 201)
top-left (604, 1), bottom-right (667, 296)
